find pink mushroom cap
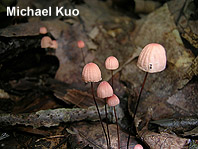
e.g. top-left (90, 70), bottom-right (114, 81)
top-left (134, 144), bottom-right (143, 149)
top-left (50, 40), bottom-right (58, 49)
top-left (105, 56), bottom-right (119, 70)
top-left (41, 36), bottom-right (52, 48)
top-left (78, 40), bottom-right (85, 48)
top-left (97, 81), bottom-right (113, 98)
top-left (82, 63), bottom-right (102, 83)
top-left (107, 94), bottom-right (120, 107)
top-left (137, 43), bottom-right (166, 73)
top-left (39, 27), bottom-right (48, 34)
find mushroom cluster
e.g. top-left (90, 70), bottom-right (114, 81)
top-left (79, 41), bottom-right (167, 149)
top-left (81, 43), bottom-right (121, 148)
top-left (40, 27), bottom-right (58, 50)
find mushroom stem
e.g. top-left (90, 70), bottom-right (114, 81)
top-left (127, 72), bottom-right (148, 149)
top-left (133, 72), bottom-right (148, 121)
top-left (80, 48), bottom-right (86, 66)
top-left (111, 70), bottom-right (114, 88)
top-left (105, 99), bottom-right (111, 147)
top-left (114, 106), bottom-right (120, 149)
top-left (91, 82), bottom-right (109, 148)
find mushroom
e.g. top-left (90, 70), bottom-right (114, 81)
top-left (39, 27), bottom-right (48, 34)
top-left (107, 94), bottom-right (120, 149)
top-left (41, 36), bottom-right (52, 48)
top-left (105, 56), bottom-right (119, 87)
top-left (105, 56), bottom-right (120, 148)
top-left (78, 40), bottom-right (86, 65)
top-left (50, 40), bottom-right (58, 49)
top-left (97, 81), bottom-right (113, 147)
top-left (134, 144), bottom-right (143, 149)
top-left (127, 43), bottom-right (166, 148)
top-left (82, 63), bottom-right (109, 148)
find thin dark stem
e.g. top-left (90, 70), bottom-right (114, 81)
top-left (111, 70), bottom-right (113, 89)
top-left (105, 99), bottom-right (111, 147)
top-left (133, 72), bottom-right (148, 120)
top-left (127, 72), bottom-right (148, 149)
top-left (80, 48), bottom-right (86, 66)
top-left (91, 82), bottom-right (109, 148)
top-left (114, 106), bottom-right (120, 149)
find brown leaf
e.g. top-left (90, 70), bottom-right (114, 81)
top-left (69, 122), bottom-right (138, 149)
top-left (139, 130), bottom-right (189, 149)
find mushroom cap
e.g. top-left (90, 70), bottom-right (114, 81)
top-left (105, 56), bottom-right (119, 70)
top-left (134, 144), bottom-right (143, 149)
top-left (97, 81), bottom-right (113, 98)
top-left (50, 40), bottom-right (58, 49)
top-left (39, 27), bottom-right (48, 34)
top-left (107, 94), bottom-right (120, 107)
top-left (41, 36), bottom-right (52, 48)
top-left (137, 43), bottom-right (166, 73)
top-left (82, 63), bottom-right (102, 83)
top-left (78, 40), bottom-right (85, 48)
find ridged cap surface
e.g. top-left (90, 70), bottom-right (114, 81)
top-left (97, 81), bottom-right (113, 98)
top-left (107, 94), bottom-right (120, 107)
top-left (82, 63), bottom-right (102, 83)
top-left (105, 56), bottom-right (119, 70)
top-left (137, 43), bottom-right (166, 73)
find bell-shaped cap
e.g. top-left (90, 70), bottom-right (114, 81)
top-left (107, 94), bottom-right (120, 107)
top-left (50, 40), bottom-right (58, 49)
top-left (137, 43), bottom-right (166, 73)
top-left (105, 56), bottom-right (119, 70)
top-left (41, 36), bottom-right (52, 48)
top-left (97, 81), bottom-right (113, 98)
top-left (78, 40), bottom-right (85, 48)
top-left (134, 144), bottom-right (143, 149)
top-left (82, 63), bottom-right (102, 83)
top-left (39, 27), bottom-right (47, 34)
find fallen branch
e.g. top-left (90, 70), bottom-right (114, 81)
top-left (0, 106), bottom-right (109, 128)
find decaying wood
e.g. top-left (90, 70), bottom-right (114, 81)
top-left (150, 117), bottom-right (198, 131)
top-left (0, 106), bottom-right (108, 128)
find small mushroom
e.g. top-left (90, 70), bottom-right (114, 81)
top-left (137, 43), bottom-right (166, 73)
top-left (107, 94), bottom-right (120, 149)
top-left (97, 81), bottom-right (113, 147)
top-left (105, 56), bottom-right (119, 88)
top-left (50, 40), bottom-right (58, 49)
top-left (39, 27), bottom-right (48, 34)
top-left (77, 40), bottom-right (85, 48)
top-left (41, 36), bottom-right (52, 48)
top-left (107, 94), bottom-right (120, 107)
top-left (105, 56), bottom-right (119, 70)
top-left (77, 40), bottom-right (86, 65)
top-left (97, 81), bottom-right (113, 98)
top-left (134, 144), bottom-right (143, 149)
top-left (127, 43), bottom-right (167, 148)
top-left (82, 63), bottom-right (109, 148)
top-left (82, 63), bottom-right (102, 83)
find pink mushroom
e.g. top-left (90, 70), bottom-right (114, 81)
top-left (77, 40), bottom-right (86, 65)
top-left (39, 27), bottom-right (48, 34)
top-left (107, 94), bottom-right (120, 149)
top-left (50, 40), bottom-right (58, 49)
top-left (41, 36), bottom-right (52, 48)
top-left (134, 144), bottom-right (143, 149)
top-left (105, 56), bottom-right (119, 88)
top-left (82, 63), bottom-right (109, 148)
top-left (97, 81), bottom-right (113, 146)
top-left (127, 43), bottom-right (167, 148)
top-left (82, 63), bottom-right (102, 83)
